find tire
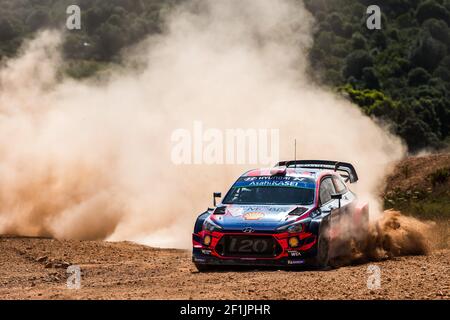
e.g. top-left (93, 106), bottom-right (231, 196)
top-left (194, 263), bottom-right (213, 272)
top-left (313, 224), bottom-right (331, 269)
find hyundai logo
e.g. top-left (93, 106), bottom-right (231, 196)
top-left (242, 227), bottom-right (255, 233)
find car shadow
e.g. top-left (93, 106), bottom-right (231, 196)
top-left (196, 264), bottom-right (327, 273)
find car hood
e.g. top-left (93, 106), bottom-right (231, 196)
top-left (209, 204), bottom-right (313, 231)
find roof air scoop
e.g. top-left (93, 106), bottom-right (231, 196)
top-left (213, 206), bottom-right (227, 215)
top-left (270, 166), bottom-right (287, 176)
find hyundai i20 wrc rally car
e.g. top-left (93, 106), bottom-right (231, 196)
top-left (192, 160), bottom-right (369, 271)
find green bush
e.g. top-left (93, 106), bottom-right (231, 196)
top-left (408, 67), bottom-right (431, 86)
top-left (416, 0), bottom-right (450, 24)
top-left (343, 50), bottom-right (373, 79)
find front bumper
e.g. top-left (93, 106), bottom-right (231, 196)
top-left (192, 230), bottom-right (318, 267)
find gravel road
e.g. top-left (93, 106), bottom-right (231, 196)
top-left (0, 236), bottom-right (448, 300)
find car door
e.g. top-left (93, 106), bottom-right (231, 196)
top-left (319, 176), bottom-right (340, 239)
top-left (328, 175), bottom-right (358, 259)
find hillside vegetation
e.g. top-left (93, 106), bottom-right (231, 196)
top-left (305, 0), bottom-right (450, 152)
top-left (383, 152), bottom-right (450, 219)
top-left (0, 0), bottom-right (449, 151)
top-left (0, 0), bottom-right (177, 77)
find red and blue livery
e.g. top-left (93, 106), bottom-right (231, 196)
top-left (192, 160), bottom-right (369, 271)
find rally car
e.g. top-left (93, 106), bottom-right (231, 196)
top-left (192, 160), bottom-right (369, 271)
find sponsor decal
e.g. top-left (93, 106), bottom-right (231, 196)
top-left (243, 212), bottom-right (265, 220)
top-left (193, 257), bottom-right (206, 262)
top-left (227, 205), bottom-right (296, 217)
top-left (234, 176), bottom-right (315, 189)
top-left (227, 206), bottom-right (245, 217)
top-left (243, 206), bottom-right (291, 213)
top-left (288, 250), bottom-right (302, 257)
top-left (287, 260), bottom-right (305, 265)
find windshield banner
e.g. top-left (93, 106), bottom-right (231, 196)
top-left (233, 176), bottom-right (315, 189)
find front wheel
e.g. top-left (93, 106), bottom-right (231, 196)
top-left (194, 263), bottom-right (214, 272)
top-left (312, 225), bottom-right (331, 269)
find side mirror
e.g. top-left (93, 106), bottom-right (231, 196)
top-left (331, 193), bottom-right (342, 200)
top-left (213, 192), bottom-right (222, 207)
top-left (331, 193), bottom-right (342, 208)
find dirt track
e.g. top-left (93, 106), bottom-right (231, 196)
top-left (0, 236), bottom-right (448, 300)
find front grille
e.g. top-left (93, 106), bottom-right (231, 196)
top-left (215, 235), bottom-right (282, 258)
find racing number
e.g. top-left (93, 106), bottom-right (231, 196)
top-left (229, 239), bottom-right (268, 252)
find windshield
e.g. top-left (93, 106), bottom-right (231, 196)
top-left (222, 176), bottom-right (315, 205)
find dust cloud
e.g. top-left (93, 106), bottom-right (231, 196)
top-left (366, 210), bottom-right (432, 258)
top-left (0, 0), bottom-right (407, 248)
top-left (329, 210), bottom-right (433, 267)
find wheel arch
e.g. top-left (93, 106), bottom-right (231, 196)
top-left (193, 210), bottom-right (212, 234)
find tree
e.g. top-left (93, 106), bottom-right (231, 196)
top-left (434, 55), bottom-right (450, 81)
top-left (96, 22), bottom-right (125, 60)
top-left (408, 67), bottom-right (431, 86)
top-left (0, 17), bottom-right (17, 41)
top-left (422, 18), bottom-right (450, 43)
top-left (351, 32), bottom-right (367, 50)
top-left (416, 0), bottom-right (450, 24)
top-left (25, 9), bottom-right (49, 31)
top-left (398, 117), bottom-right (441, 151)
top-left (410, 35), bottom-right (447, 71)
top-left (343, 50), bottom-right (373, 79)
top-left (85, 7), bottom-right (104, 33)
top-left (362, 67), bottom-right (380, 89)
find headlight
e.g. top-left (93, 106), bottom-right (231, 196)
top-left (277, 218), bottom-right (309, 233)
top-left (203, 219), bottom-right (223, 232)
top-left (287, 223), bottom-right (304, 233)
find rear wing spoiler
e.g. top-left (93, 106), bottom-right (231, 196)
top-left (275, 160), bottom-right (359, 183)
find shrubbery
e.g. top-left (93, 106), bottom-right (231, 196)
top-left (0, 0), bottom-right (173, 64)
top-left (305, 0), bottom-right (450, 152)
top-left (0, 0), bottom-right (449, 152)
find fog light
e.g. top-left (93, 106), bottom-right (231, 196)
top-left (203, 235), bottom-right (211, 246)
top-left (288, 237), bottom-right (299, 248)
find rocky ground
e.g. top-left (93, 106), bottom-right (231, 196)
top-left (0, 236), bottom-right (448, 300)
